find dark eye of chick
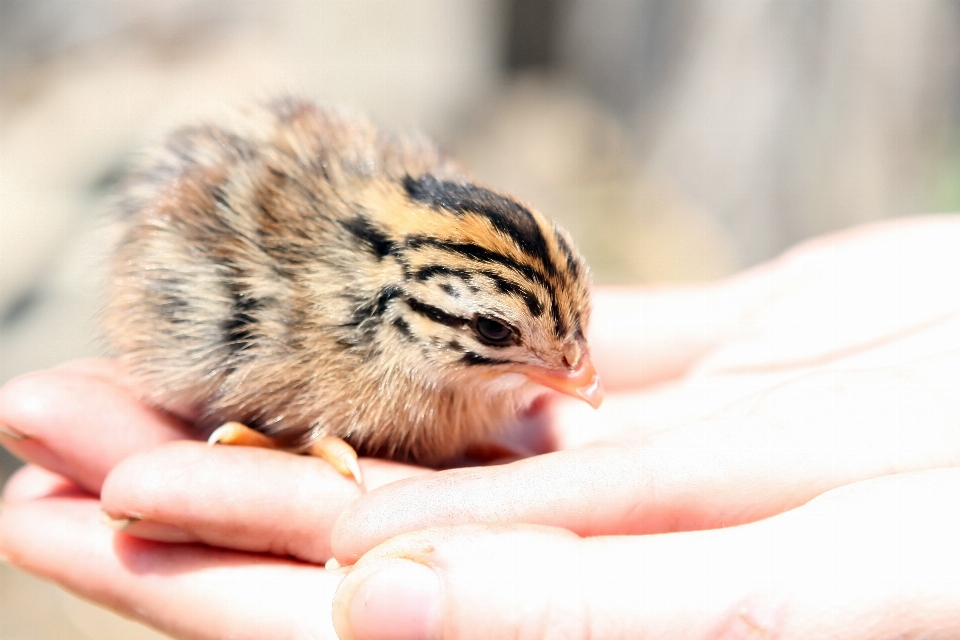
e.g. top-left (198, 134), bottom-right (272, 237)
top-left (473, 316), bottom-right (516, 347)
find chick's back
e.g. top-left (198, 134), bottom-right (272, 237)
top-left (103, 100), bottom-right (467, 447)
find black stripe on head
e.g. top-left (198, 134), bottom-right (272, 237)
top-left (478, 270), bottom-right (543, 317)
top-left (554, 228), bottom-right (580, 280)
top-left (461, 352), bottom-right (512, 366)
top-left (440, 283), bottom-right (458, 297)
top-left (392, 316), bottom-right (414, 340)
top-left (340, 216), bottom-right (397, 259)
top-left (415, 262), bottom-right (543, 318)
top-left (550, 303), bottom-right (565, 338)
top-left (404, 175), bottom-right (556, 276)
top-left (346, 285), bottom-right (403, 327)
top-left (405, 236), bottom-right (552, 294)
top-left (414, 264), bottom-right (473, 282)
top-left (406, 298), bottom-right (469, 328)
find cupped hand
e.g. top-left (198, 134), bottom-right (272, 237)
top-left (330, 468), bottom-right (960, 640)
top-left (2, 216), bottom-right (959, 640)
top-left (322, 216), bottom-right (960, 639)
top-left (0, 360), bottom-right (424, 638)
top-left (2, 464), bottom-right (344, 639)
top-left (331, 216), bottom-right (960, 561)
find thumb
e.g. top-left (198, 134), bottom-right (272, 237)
top-left (331, 469), bottom-right (960, 640)
top-left (329, 523), bottom-right (765, 640)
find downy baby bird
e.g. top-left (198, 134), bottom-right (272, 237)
top-left (102, 98), bottom-right (602, 484)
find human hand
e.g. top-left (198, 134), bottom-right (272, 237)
top-left (7, 447), bottom-right (960, 639)
top-left (330, 468), bottom-right (960, 639)
top-left (3, 216), bottom-right (959, 639)
top-left (319, 216), bottom-right (960, 638)
top-left (333, 215), bottom-right (960, 560)
top-left (0, 360), bottom-right (426, 639)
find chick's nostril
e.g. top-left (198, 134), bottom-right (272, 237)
top-left (562, 341), bottom-right (581, 368)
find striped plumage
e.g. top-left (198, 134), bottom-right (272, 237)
top-left (103, 99), bottom-right (599, 465)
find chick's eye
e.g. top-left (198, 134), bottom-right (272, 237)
top-left (474, 316), bottom-right (514, 346)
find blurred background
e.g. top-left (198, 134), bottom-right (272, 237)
top-left (1, 1), bottom-right (959, 637)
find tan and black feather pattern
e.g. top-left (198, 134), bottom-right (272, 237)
top-left (103, 98), bottom-right (595, 465)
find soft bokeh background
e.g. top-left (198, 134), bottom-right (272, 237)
top-left (1, 1), bottom-right (959, 638)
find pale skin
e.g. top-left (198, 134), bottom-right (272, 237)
top-left (1, 216), bottom-right (959, 639)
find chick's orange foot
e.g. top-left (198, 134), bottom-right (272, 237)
top-left (208, 421), bottom-right (363, 486)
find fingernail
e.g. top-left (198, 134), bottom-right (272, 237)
top-left (102, 512), bottom-right (198, 543)
top-left (102, 512), bottom-right (139, 531)
top-left (333, 559), bottom-right (442, 640)
top-left (0, 423), bottom-right (25, 441)
top-left (325, 557), bottom-right (351, 573)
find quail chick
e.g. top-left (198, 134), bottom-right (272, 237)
top-left (102, 98), bottom-right (602, 483)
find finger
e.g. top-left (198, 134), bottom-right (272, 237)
top-left (0, 363), bottom-right (191, 494)
top-left (332, 469), bottom-right (960, 640)
top-left (50, 358), bottom-right (201, 422)
top-left (333, 357), bottom-right (960, 563)
top-left (692, 221), bottom-right (960, 378)
top-left (525, 369), bottom-right (787, 449)
top-left (592, 217), bottom-right (960, 391)
top-left (2, 464), bottom-right (88, 505)
top-left (50, 358), bottom-right (146, 392)
top-left (589, 280), bottom-right (765, 390)
top-left (100, 441), bottom-right (429, 563)
top-left (0, 494), bottom-right (343, 640)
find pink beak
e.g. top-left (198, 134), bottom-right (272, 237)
top-left (515, 350), bottom-right (604, 409)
